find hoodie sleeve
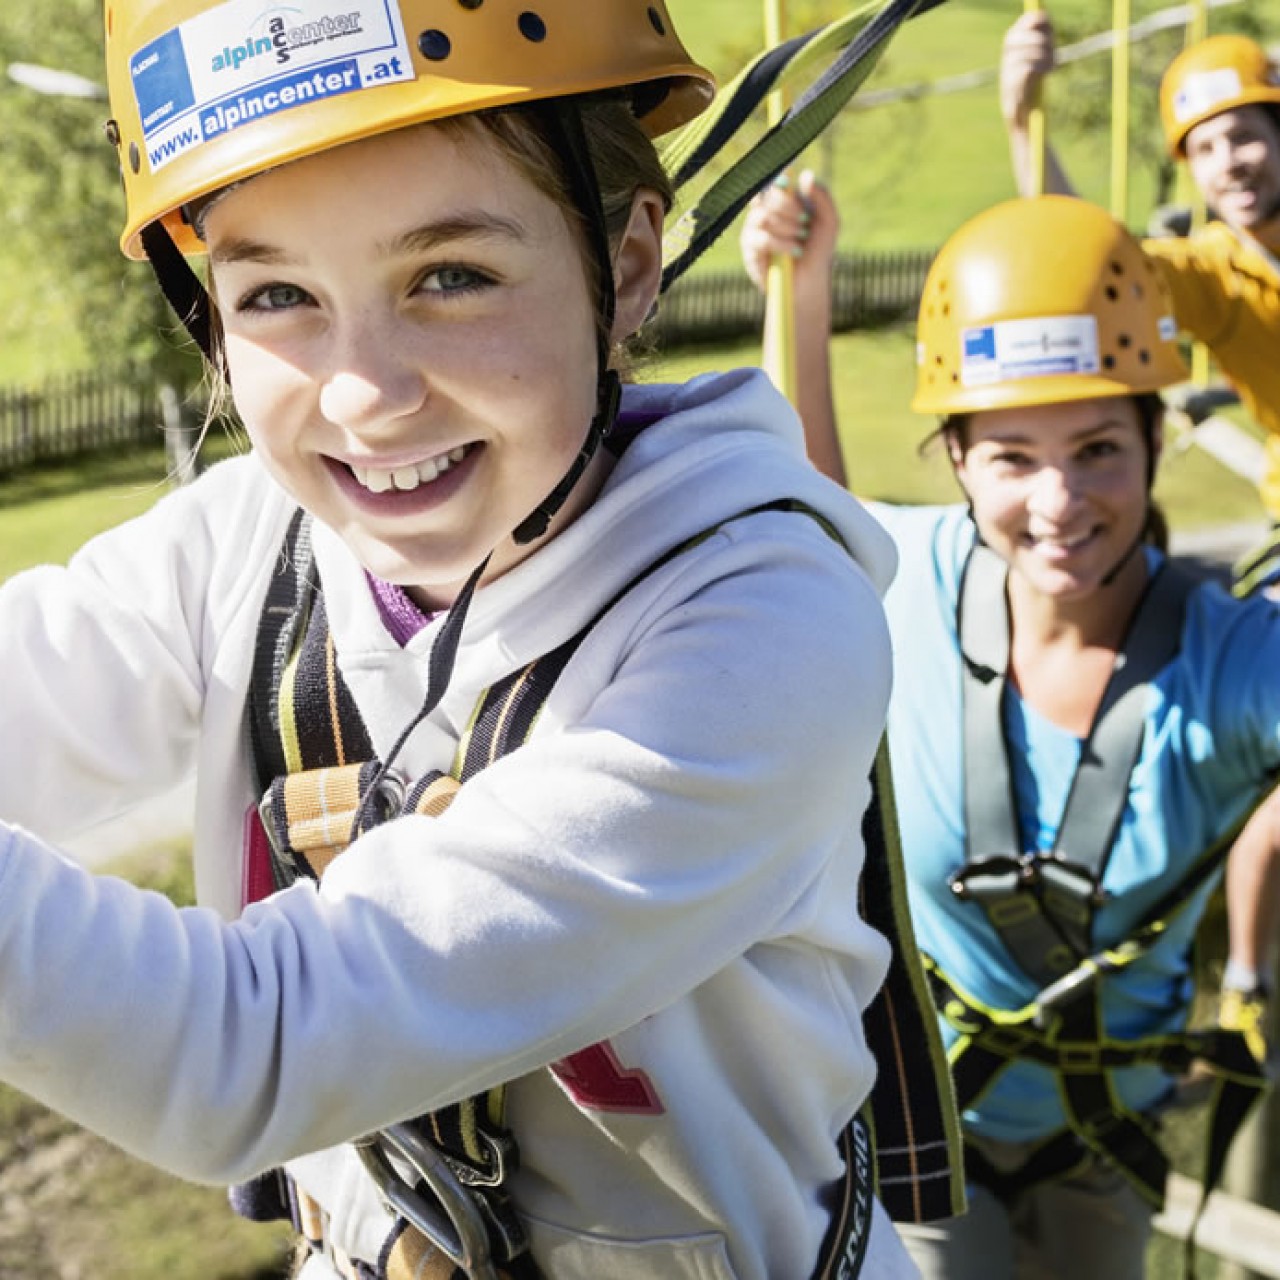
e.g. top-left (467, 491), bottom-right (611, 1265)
top-left (0, 455), bottom-right (290, 841)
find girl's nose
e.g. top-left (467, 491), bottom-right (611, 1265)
top-left (318, 323), bottom-right (427, 433)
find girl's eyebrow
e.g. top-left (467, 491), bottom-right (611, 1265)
top-left (210, 211), bottom-right (528, 268)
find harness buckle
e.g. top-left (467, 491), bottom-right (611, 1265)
top-left (450, 1129), bottom-right (515, 1189)
top-left (948, 854), bottom-right (1029, 902)
top-left (356, 1122), bottom-right (501, 1280)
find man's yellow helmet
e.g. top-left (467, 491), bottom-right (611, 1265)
top-left (1159, 34), bottom-right (1280, 159)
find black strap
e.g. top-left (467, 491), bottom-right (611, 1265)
top-left (956, 544), bottom-right (1193, 980)
top-left (660, 0), bottom-right (944, 291)
top-left (857, 741), bottom-right (965, 1225)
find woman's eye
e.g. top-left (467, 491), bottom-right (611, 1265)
top-left (239, 282), bottom-right (311, 313)
top-left (1081, 440), bottom-right (1119, 460)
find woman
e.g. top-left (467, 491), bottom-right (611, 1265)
top-left (0, 2), bottom-right (927, 1277)
top-left (742, 186), bottom-right (1279, 1277)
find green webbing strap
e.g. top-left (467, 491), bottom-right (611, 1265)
top-left (658, 0), bottom-right (944, 291)
top-left (1231, 523), bottom-right (1280, 599)
top-left (859, 741), bottom-right (967, 1224)
top-left (956, 545), bottom-right (1193, 978)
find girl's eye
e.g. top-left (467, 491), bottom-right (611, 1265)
top-left (420, 264), bottom-right (491, 296)
top-left (238, 282), bottom-right (312, 313)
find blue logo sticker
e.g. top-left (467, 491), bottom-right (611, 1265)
top-left (963, 326), bottom-right (997, 362)
top-left (132, 28), bottom-right (196, 134)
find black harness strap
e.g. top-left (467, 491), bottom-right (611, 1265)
top-left (955, 543), bottom-right (1194, 979)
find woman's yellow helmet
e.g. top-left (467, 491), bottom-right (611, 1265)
top-left (912, 196), bottom-right (1187, 417)
top-left (104, 0), bottom-right (714, 258)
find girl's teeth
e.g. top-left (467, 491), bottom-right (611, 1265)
top-left (353, 448), bottom-right (464, 493)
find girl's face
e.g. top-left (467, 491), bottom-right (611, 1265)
top-left (205, 122), bottom-right (662, 610)
top-left (951, 396), bottom-right (1156, 604)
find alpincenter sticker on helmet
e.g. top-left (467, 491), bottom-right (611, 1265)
top-left (1173, 68), bottom-right (1244, 123)
top-left (961, 315), bottom-right (1100, 387)
top-left (130, 0), bottom-right (414, 175)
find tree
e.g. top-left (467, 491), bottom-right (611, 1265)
top-left (0, 2), bottom-right (203, 390)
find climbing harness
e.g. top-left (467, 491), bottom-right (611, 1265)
top-left (236, 503), bottom-right (962, 1279)
top-left (930, 540), bottom-right (1270, 1263)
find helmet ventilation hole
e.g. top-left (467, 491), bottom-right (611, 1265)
top-left (648, 7), bottom-right (667, 36)
top-left (518, 12), bottom-right (548, 42)
top-left (458, 0), bottom-right (483, 8)
top-left (419, 29), bottom-right (452, 60)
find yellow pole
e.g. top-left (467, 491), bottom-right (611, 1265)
top-left (763, 0), bottom-right (797, 402)
top-left (1025, 0), bottom-right (1046, 197)
top-left (1110, 0), bottom-right (1130, 222)
top-left (1184, 0), bottom-right (1211, 386)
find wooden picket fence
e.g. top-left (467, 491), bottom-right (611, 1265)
top-left (0, 361), bottom-right (167, 474)
top-left (652, 246), bottom-right (936, 346)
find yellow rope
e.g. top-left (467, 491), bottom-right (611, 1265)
top-left (763, 0), bottom-right (797, 403)
top-left (1025, 0), bottom-right (1046, 197)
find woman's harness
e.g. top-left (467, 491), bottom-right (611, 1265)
top-left (233, 506), bottom-right (966, 1280)
top-left (934, 541), bottom-right (1270, 1237)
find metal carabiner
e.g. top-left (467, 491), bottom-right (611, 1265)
top-left (355, 1122), bottom-right (500, 1280)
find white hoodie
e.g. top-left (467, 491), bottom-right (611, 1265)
top-left (0, 368), bottom-right (912, 1278)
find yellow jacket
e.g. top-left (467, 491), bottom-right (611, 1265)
top-left (1144, 222), bottom-right (1280, 516)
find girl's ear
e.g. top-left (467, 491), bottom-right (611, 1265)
top-left (609, 188), bottom-right (665, 344)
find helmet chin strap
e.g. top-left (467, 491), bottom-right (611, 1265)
top-left (512, 100), bottom-right (622, 547)
top-left (140, 221), bottom-right (216, 364)
top-left (1098, 511), bottom-right (1150, 588)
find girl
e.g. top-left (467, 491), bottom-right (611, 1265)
top-left (0, 1), bottom-right (923, 1277)
top-left (742, 187), bottom-right (1280, 1278)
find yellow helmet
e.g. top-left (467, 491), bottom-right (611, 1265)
top-left (912, 196), bottom-right (1187, 417)
top-left (1159, 34), bottom-right (1280, 158)
top-left (104, 0), bottom-right (715, 259)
